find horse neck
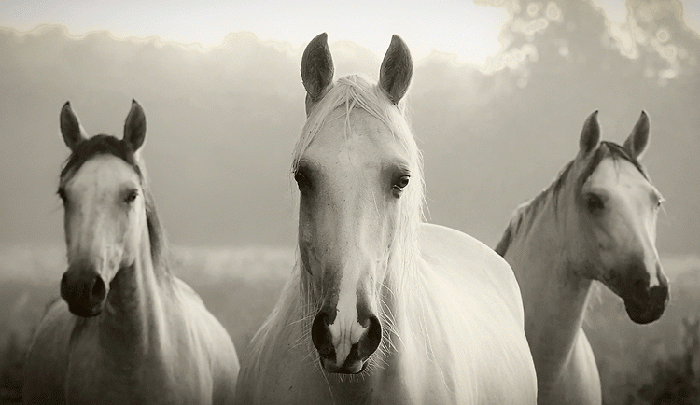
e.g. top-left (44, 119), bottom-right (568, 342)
top-left (101, 226), bottom-right (173, 359)
top-left (503, 191), bottom-right (594, 384)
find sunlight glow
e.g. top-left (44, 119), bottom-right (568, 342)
top-left (1, 1), bottom-right (699, 65)
top-left (1, 0), bottom-right (510, 65)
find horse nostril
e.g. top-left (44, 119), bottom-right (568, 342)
top-left (312, 312), bottom-right (335, 358)
top-left (61, 270), bottom-right (106, 316)
top-left (656, 263), bottom-right (669, 286)
top-left (60, 272), bottom-right (70, 301)
top-left (91, 275), bottom-right (106, 302)
top-left (650, 284), bottom-right (669, 304)
top-left (358, 315), bottom-right (382, 357)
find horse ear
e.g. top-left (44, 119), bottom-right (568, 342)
top-left (579, 110), bottom-right (600, 156)
top-left (379, 35), bottom-right (413, 105)
top-left (60, 102), bottom-right (88, 150)
top-left (623, 111), bottom-right (650, 160)
top-left (123, 100), bottom-right (147, 152)
top-left (301, 33), bottom-right (334, 115)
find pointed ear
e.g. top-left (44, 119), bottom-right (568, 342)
top-left (60, 101), bottom-right (88, 150)
top-left (123, 100), bottom-right (147, 152)
top-left (379, 35), bottom-right (413, 105)
top-left (301, 33), bottom-right (334, 115)
top-left (579, 110), bottom-right (600, 156)
top-left (623, 110), bottom-right (650, 160)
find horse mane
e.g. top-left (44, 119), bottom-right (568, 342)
top-left (59, 134), bottom-right (171, 276)
top-left (495, 161), bottom-right (574, 257)
top-left (143, 184), bottom-right (169, 273)
top-left (495, 141), bottom-right (648, 257)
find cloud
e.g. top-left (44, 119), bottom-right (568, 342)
top-left (1, 0), bottom-right (699, 256)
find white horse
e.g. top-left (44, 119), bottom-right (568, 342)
top-left (23, 101), bottom-right (240, 404)
top-left (234, 33), bottom-right (537, 405)
top-left (495, 111), bottom-right (669, 404)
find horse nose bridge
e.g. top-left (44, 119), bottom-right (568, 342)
top-left (636, 245), bottom-right (665, 288)
top-left (626, 216), bottom-right (663, 278)
top-left (67, 217), bottom-right (103, 261)
top-left (64, 256), bottom-right (96, 276)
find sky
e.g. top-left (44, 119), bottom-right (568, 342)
top-left (2, 0), bottom-right (699, 65)
top-left (1, 0), bottom-right (699, 255)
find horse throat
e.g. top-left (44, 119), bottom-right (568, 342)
top-left (102, 236), bottom-right (172, 360)
top-left (503, 197), bottom-right (594, 391)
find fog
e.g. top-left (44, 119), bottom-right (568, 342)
top-left (1, 0), bottom-right (698, 256)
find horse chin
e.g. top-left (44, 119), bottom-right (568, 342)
top-left (623, 295), bottom-right (667, 325)
top-left (67, 302), bottom-right (104, 317)
top-left (319, 357), bottom-right (368, 375)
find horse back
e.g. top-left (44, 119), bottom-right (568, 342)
top-left (22, 299), bottom-right (74, 404)
top-left (417, 223), bottom-right (537, 404)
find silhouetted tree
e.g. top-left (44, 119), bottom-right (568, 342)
top-left (0, 331), bottom-right (25, 403)
top-left (637, 316), bottom-right (700, 405)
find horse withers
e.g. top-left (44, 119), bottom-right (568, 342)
top-left (495, 111), bottom-right (668, 404)
top-left (234, 33), bottom-right (537, 405)
top-left (22, 101), bottom-right (240, 404)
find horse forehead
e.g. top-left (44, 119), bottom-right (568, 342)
top-left (306, 108), bottom-right (402, 165)
top-left (68, 155), bottom-right (138, 193)
top-left (585, 158), bottom-right (648, 191)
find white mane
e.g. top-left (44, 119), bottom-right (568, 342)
top-left (290, 74), bottom-right (432, 383)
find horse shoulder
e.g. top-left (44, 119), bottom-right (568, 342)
top-left (170, 277), bottom-right (227, 342)
top-left (234, 279), bottom-right (295, 403)
top-left (22, 299), bottom-right (74, 404)
top-left (233, 276), bottom-right (333, 405)
top-left (418, 222), bottom-right (526, 324)
top-left (418, 223), bottom-right (537, 403)
top-left (169, 277), bottom-right (239, 403)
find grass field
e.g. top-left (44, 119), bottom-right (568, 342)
top-left (1, 244), bottom-right (699, 403)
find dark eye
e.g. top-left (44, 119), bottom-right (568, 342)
top-left (124, 189), bottom-right (138, 204)
top-left (654, 199), bottom-right (663, 211)
top-left (57, 188), bottom-right (67, 203)
top-left (392, 175), bottom-right (410, 197)
top-left (294, 169), bottom-right (312, 192)
top-left (653, 193), bottom-right (664, 209)
top-left (394, 175), bottom-right (410, 190)
top-left (584, 192), bottom-right (605, 215)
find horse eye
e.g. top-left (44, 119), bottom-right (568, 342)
top-left (392, 175), bottom-right (410, 198)
top-left (294, 169), bottom-right (312, 191)
top-left (393, 175), bottom-right (410, 191)
top-left (654, 194), bottom-right (664, 209)
top-left (585, 193), bottom-right (605, 214)
top-left (124, 189), bottom-right (138, 204)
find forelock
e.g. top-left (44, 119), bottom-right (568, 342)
top-left (60, 134), bottom-right (141, 184)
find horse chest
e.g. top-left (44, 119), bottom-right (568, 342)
top-left (538, 331), bottom-right (601, 405)
top-left (244, 343), bottom-right (442, 405)
top-left (65, 332), bottom-right (213, 405)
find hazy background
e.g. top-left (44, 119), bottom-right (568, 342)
top-left (1, 0), bottom-right (699, 403)
top-left (0, 0), bottom-right (699, 254)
